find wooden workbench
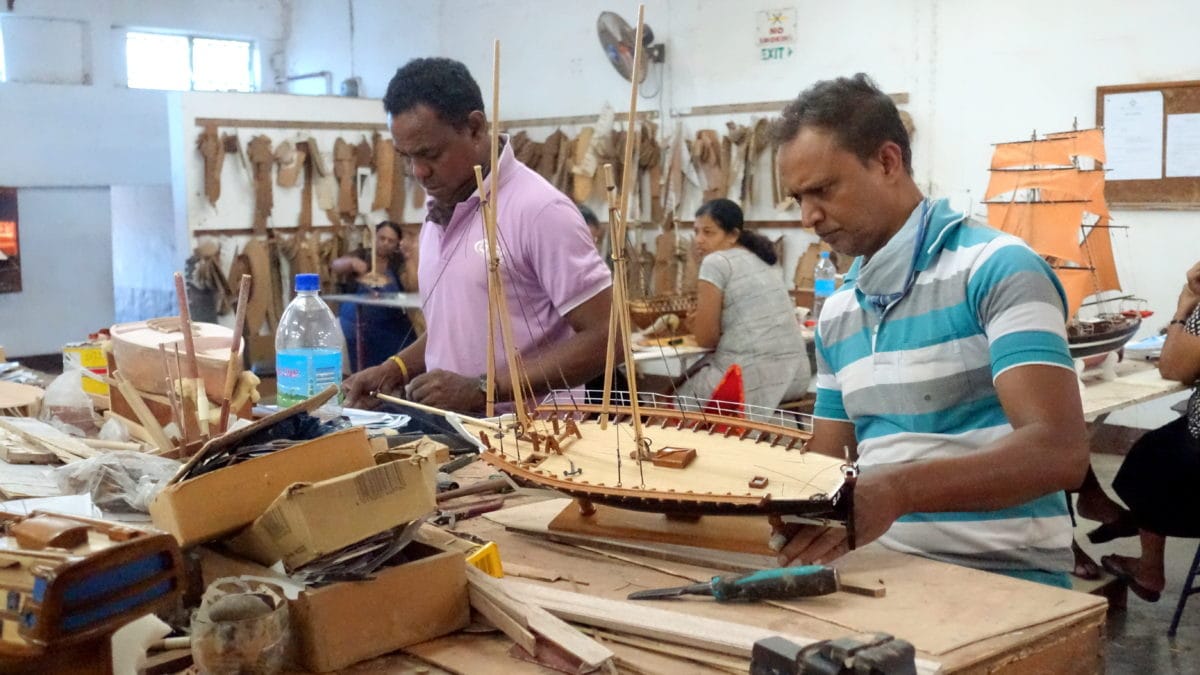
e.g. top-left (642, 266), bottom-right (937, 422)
top-left (384, 483), bottom-right (1108, 674)
top-left (1080, 358), bottom-right (1187, 422)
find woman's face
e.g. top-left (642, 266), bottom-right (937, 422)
top-left (375, 226), bottom-right (400, 257)
top-left (693, 214), bottom-right (739, 259)
top-left (397, 226), bottom-right (419, 263)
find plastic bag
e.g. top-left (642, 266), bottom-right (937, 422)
top-left (39, 367), bottom-right (98, 436)
top-left (53, 451), bottom-right (182, 513)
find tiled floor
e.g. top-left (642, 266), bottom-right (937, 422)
top-left (1079, 454), bottom-right (1199, 674)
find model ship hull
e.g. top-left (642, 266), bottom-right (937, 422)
top-left (1067, 315), bottom-right (1141, 360)
top-left (110, 317), bottom-right (238, 400)
top-left (476, 397), bottom-right (850, 519)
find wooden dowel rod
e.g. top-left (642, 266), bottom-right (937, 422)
top-left (219, 274), bottom-right (252, 432)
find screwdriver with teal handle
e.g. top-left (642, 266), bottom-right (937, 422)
top-left (626, 565), bottom-right (840, 602)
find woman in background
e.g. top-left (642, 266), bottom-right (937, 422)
top-left (676, 199), bottom-right (809, 413)
top-left (1079, 260), bottom-right (1200, 601)
top-left (331, 221), bottom-right (417, 372)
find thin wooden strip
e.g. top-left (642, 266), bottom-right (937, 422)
top-left (112, 375), bottom-right (175, 454)
top-left (468, 567), bottom-right (613, 670)
top-left (580, 627), bottom-right (747, 674)
top-left (468, 586), bottom-right (537, 655)
top-left (504, 580), bottom-right (941, 674)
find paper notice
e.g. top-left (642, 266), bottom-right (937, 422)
top-left (1166, 113), bottom-right (1200, 178)
top-left (1103, 91), bottom-right (1164, 181)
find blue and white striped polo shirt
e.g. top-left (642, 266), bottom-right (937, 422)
top-left (813, 198), bottom-right (1076, 582)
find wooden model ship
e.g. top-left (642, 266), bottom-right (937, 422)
top-left (986, 126), bottom-right (1143, 359)
top-left (110, 316), bottom-right (238, 400)
top-left (387, 16), bottom-right (853, 523)
top-left (0, 512), bottom-right (182, 667)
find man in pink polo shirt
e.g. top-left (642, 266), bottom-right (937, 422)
top-left (344, 58), bottom-right (613, 414)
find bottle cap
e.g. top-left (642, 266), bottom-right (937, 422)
top-left (819, 251), bottom-right (830, 259)
top-left (295, 273), bottom-right (320, 292)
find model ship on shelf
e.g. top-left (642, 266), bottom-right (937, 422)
top-left (986, 125), bottom-right (1146, 360)
top-left (380, 16), bottom-right (853, 525)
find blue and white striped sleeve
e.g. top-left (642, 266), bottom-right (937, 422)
top-left (811, 324), bottom-right (849, 421)
top-left (966, 238), bottom-right (1074, 379)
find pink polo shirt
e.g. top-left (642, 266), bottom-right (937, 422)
top-left (418, 138), bottom-right (611, 388)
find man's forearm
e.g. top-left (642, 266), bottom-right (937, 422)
top-left (885, 420), bottom-right (1087, 516)
top-left (395, 334), bottom-right (428, 380)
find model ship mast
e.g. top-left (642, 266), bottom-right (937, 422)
top-left (599, 4), bottom-right (649, 460)
top-left (476, 39), bottom-right (525, 423)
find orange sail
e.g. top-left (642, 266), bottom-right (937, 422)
top-left (985, 168), bottom-right (1105, 201)
top-left (1080, 221), bottom-right (1121, 293)
top-left (1043, 128), bottom-right (1106, 163)
top-left (1056, 267), bottom-right (1096, 318)
top-left (987, 201), bottom-right (1088, 263)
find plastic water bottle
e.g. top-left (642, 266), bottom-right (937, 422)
top-left (812, 251), bottom-right (837, 321)
top-left (276, 273), bottom-right (345, 411)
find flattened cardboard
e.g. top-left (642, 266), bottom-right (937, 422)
top-left (149, 427), bottom-right (374, 547)
top-left (290, 541), bottom-right (469, 672)
top-left (226, 455), bottom-right (437, 570)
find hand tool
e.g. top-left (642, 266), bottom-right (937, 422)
top-left (627, 565), bottom-right (839, 602)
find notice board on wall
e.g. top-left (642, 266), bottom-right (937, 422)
top-left (1097, 80), bottom-right (1200, 207)
top-left (0, 188), bottom-right (19, 293)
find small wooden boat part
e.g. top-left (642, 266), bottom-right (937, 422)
top-left (110, 317), bottom-right (239, 400)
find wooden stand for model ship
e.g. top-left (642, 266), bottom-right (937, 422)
top-left (376, 8), bottom-right (852, 536)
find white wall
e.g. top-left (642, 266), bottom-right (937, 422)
top-left (0, 188), bottom-right (113, 356)
top-left (284, 0), bottom-right (441, 98)
top-left (111, 185), bottom-right (176, 323)
top-left (0, 0), bottom-right (288, 355)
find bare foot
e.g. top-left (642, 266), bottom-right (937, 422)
top-left (1071, 540), bottom-right (1101, 580)
top-left (1101, 554), bottom-right (1165, 599)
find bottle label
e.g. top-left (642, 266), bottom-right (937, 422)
top-left (814, 278), bottom-right (836, 297)
top-left (277, 348), bottom-right (343, 408)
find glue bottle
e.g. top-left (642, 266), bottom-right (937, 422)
top-left (812, 251), bottom-right (837, 322)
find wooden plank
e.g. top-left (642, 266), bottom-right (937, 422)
top-left (195, 117), bottom-right (386, 131)
top-left (469, 586), bottom-right (538, 655)
top-left (0, 437), bottom-right (56, 464)
top-left (503, 578), bottom-right (942, 675)
top-left (580, 627), bottom-right (748, 674)
top-left (468, 567), bottom-right (613, 671)
top-left (111, 375), bottom-right (174, 453)
top-left (0, 417), bottom-right (95, 463)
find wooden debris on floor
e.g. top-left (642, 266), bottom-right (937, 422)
top-left (467, 566), bottom-right (614, 673)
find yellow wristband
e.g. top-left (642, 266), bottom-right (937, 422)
top-left (389, 355), bottom-right (409, 384)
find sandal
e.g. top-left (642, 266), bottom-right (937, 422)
top-left (1100, 555), bottom-right (1162, 602)
top-left (1086, 509), bottom-right (1138, 544)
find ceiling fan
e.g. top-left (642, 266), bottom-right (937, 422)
top-left (597, 11), bottom-right (666, 84)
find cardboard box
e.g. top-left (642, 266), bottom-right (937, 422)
top-left (149, 427), bottom-right (375, 547)
top-left (370, 434), bottom-right (452, 464)
top-left (290, 541), bottom-right (469, 672)
top-left (63, 341), bottom-right (109, 395)
top-left (226, 455), bottom-right (437, 570)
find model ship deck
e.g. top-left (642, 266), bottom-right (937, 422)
top-left (475, 393), bottom-right (848, 516)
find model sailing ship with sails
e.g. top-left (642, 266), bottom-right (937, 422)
top-left (379, 10), bottom-right (853, 522)
top-left (986, 126), bottom-right (1144, 359)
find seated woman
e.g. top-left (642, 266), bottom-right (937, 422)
top-left (331, 221), bottom-right (418, 372)
top-left (675, 199), bottom-right (809, 414)
top-left (1079, 260), bottom-right (1200, 600)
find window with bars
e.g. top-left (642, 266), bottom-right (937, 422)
top-left (125, 31), bottom-right (255, 92)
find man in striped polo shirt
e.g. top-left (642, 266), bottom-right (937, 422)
top-left (771, 74), bottom-right (1089, 588)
